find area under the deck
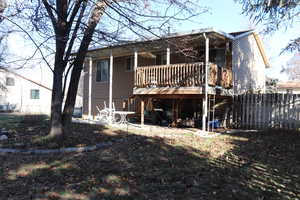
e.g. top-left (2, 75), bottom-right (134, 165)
top-left (129, 94), bottom-right (232, 128)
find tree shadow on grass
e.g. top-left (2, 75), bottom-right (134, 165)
top-left (0, 129), bottom-right (300, 200)
top-left (219, 130), bottom-right (300, 200)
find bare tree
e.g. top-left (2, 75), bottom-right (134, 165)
top-left (282, 53), bottom-right (300, 80)
top-left (0, 0), bottom-right (6, 67)
top-left (2, 0), bottom-right (204, 138)
top-left (266, 77), bottom-right (278, 93)
top-left (0, 0), bottom-right (5, 18)
top-left (237, 0), bottom-right (300, 53)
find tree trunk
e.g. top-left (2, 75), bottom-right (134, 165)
top-left (62, 65), bottom-right (83, 128)
top-left (61, 1), bottom-right (108, 129)
top-left (49, 69), bottom-right (64, 137)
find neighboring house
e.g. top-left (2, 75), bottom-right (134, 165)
top-left (277, 81), bottom-right (300, 94)
top-left (81, 28), bottom-right (270, 127)
top-left (0, 68), bottom-right (83, 115)
top-left (0, 68), bottom-right (52, 114)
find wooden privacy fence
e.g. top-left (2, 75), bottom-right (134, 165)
top-left (233, 93), bottom-right (300, 130)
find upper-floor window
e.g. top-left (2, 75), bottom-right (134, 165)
top-left (126, 56), bottom-right (134, 72)
top-left (30, 89), bottom-right (40, 99)
top-left (96, 60), bottom-right (109, 82)
top-left (155, 53), bottom-right (167, 65)
top-left (6, 77), bottom-right (15, 86)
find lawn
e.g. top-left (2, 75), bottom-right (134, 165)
top-left (0, 114), bottom-right (299, 199)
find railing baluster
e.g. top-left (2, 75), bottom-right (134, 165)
top-left (188, 64), bottom-right (191, 87)
top-left (170, 65), bottom-right (173, 86)
top-left (192, 64), bottom-right (194, 86)
top-left (180, 64), bottom-right (183, 86)
top-left (172, 65), bottom-right (175, 86)
top-left (143, 67), bottom-right (146, 87)
top-left (187, 64), bottom-right (191, 86)
top-left (183, 64), bottom-right (186, 86)
top-left (162, 66), bottom-right (164, 86)
top-left (155, 67), bottom-right (157, 85)
top-left (169, 65), bottom-right (171, 86)
top-left (145, 67), bottom-right (147, 87)
top-left (177, 64), bottom-right (180, 86)
top-left (157, 66), bottom-right (159, 86)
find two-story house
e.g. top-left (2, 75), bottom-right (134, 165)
top-left (82, 28), bottom-right (270, 128)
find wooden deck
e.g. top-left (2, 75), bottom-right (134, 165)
top-left (133, 86), bottom-right (233, 96)
top-left (134, 87), bottom-right (202, 95)
top-left (134, 62), bottom-right (233, 95)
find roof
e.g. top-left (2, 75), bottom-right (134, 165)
top-left (230, 30), bottom-right (254, 36)
top-left (1, 68), bottom-right (84, 98)
top-left (85, 28), bottom-right (235, 54)
top-left (83, 28), bottom-right (270, 68)
top-left (277, 81), bottom-right (300, 89)
top-left (0, 68), bottom-right (52, 91)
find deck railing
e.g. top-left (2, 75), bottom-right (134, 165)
top-left (134, 62), bottom-right (233, 89)
top-left (135, 62), bottom-right (205, 88)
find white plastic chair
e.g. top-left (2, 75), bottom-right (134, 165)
top-left (96, 101), bottom-right (116, 123)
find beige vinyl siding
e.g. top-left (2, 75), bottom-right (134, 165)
top-left (83, 55), bottom-right (156, 117)
top-left (232, 33), bottom-right (266, 94)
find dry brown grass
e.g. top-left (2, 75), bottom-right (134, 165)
top-left (0, 114), bottom-right (299, 199)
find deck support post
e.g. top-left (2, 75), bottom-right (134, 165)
top-left (109, 50), bottom-right (114, 122)
top-left (141, 98), bottom-right (145, 126)
top-left (202, 34), bottom-right (209, 132)
top-left (88, 57), bottom-right (93, 119)
top-left (166, 47), bottom-right (170, 65)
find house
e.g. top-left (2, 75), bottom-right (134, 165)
top-left (0, 68), bottom-right (83, 115)
top-left (82, 28), bottom-right (270, 128)
top-left (277, 81), bottom-right (300, 94)
top-left (0, 68), bottom-right (52, 114)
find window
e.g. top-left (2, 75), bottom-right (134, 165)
top-left (210, 49), bottom-right (226, 67)
top-left (126, 56), bottom-right (134, 71)
top-left (6, 77), bottom-right (15, 86)
top-left (96, 60), bottom-right (109, 82)
top-left (287, 89), bottom-right (293, 94)
top-left (155, 53), bottom-right (167, 65)
top-left (30, 89), bottom-right (40, 99)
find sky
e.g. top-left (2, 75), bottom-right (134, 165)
top-left (174, 0), bottom-right (298, 81)
top-left (6, 0), bottom-right (299, 82)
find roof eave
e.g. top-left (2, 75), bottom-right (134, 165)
top-left (252, 32), bottom-right (271, 68)
top-left (76, 28), bottom-right (235, 55)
